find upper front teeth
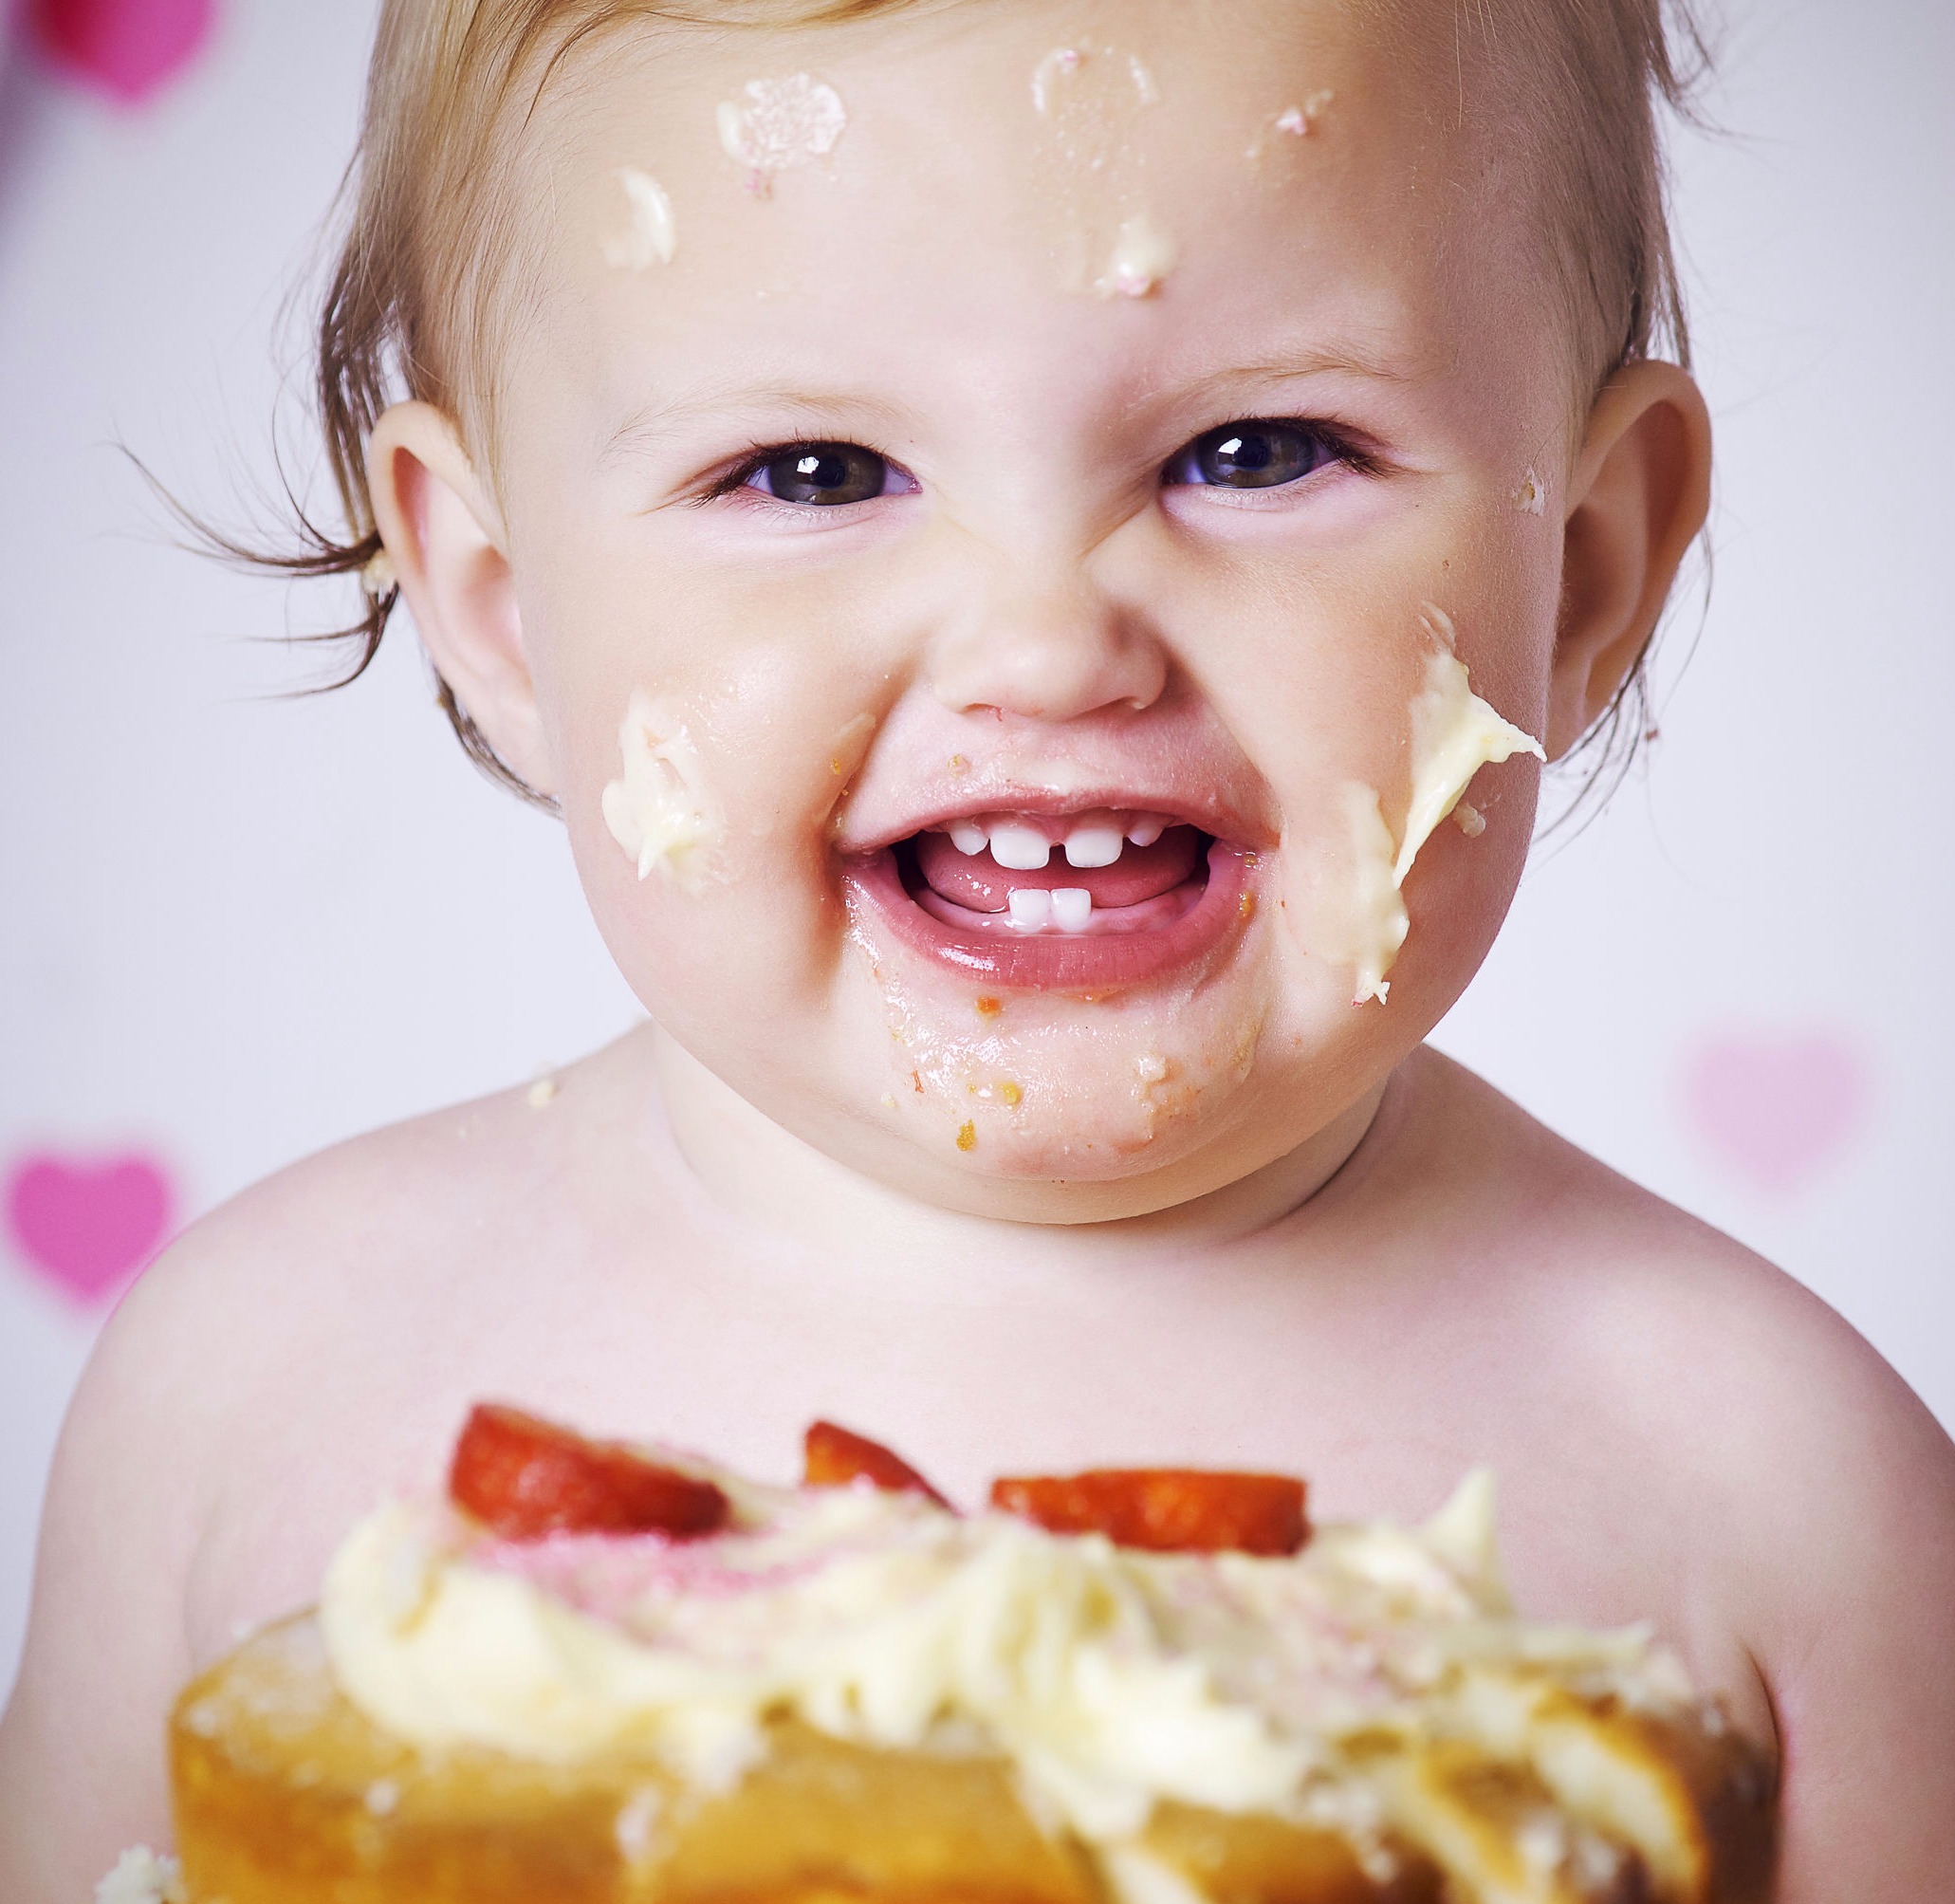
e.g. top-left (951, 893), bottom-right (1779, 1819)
top-left (941, 816), bottom-right (1170, 866)
top-left (989, 823), bottom-right (1054, 871)
top-left (1063, 825), bottom-right (1123, 868)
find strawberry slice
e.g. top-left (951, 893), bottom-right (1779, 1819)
top-left (449, 1403), bottom-right (729, 1543)
top-left (803, 1420), bottom-right (951, 1508)
top-left (989, 1468), bottom-right (1308, 1557)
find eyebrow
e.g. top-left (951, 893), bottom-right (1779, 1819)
top-left (1203, 341), bottom-right (1419, 387)
top-left (598, 384), bottom-right (914, 467)
top-left (596, 333), bottom-right (1424, 469)
top-left (1154, 334), bottom-right (1429, 420)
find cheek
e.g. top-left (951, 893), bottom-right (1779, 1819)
top-left (525, 564), bottom-right (892, 1012)
top-left (1191, 527), bottom-right (1552, 1010)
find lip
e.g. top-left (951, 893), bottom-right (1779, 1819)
top-left (844, 839), bottom-right (1254, 991)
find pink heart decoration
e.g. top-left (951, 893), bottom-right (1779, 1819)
top-left (5, 1150), bottom-right (177, 1305)
top-left (1680, 1031), bottom-right (1871, 1194)
top-left (27, 0), bottom-right (217, 108)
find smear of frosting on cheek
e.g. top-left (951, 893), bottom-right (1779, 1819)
top-left (1319, 606), bottom-right (1545, 1006)
top-left (599, 691), bottom-right (727, 892)
top-left (599, 167), bottom-right (677, 269)
top-left (717, 73), bottom-right (847, 194)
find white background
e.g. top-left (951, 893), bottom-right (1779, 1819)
top-left (2, 0), bottom-right (1950, 1699)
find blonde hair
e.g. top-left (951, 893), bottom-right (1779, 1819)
top-left (267, 0), bottom-right (1711, 803)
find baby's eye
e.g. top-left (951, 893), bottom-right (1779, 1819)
top-left (745, 442), bottom-right (912, 507)
top-left (1163, 419), bottom-right (1347, 490)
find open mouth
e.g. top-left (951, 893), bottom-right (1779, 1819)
top-left (843, 807), bottom-right (1252, 990)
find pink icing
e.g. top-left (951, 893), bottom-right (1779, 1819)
top-left (470, 1530), bottom-right (823, 1625)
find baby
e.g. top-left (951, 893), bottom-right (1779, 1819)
top-left (4, 0), bottom-right (1952, 1896)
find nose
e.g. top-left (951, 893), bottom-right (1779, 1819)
top-left (928, 561), bottom-right (1169, 724)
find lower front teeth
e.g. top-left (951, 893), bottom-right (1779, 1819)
top-left (1007, 888), bottom-right (1092, 933)
top-left (1050, 888), bottom-right (1092, 932)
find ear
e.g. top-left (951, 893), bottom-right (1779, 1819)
top-left (365, 402), bottom-right (557, 795)
top-left (1546, 360), bottom-right (1713, 760)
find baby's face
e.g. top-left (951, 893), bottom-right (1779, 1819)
top-left (487, 0), bottom-right (1576, 1217)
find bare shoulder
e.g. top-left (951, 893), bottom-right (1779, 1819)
top-left (1397, 1053), bottom-right (1955, 1896)
top-left (0, 1042), bottom-right (642, 1900)
top-left (1408, 1052), bottom-right (1954, 1547)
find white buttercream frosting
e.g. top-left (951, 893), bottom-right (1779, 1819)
top-left (599, 690), bottom-right (724, 890)
top-left (601, 167), bottom-right (677, 270)
top-left (319, 1464), bottom-right (1688, 1852)
top-left (1392, 607), bottom-right (1545, 887)
top-left (717, 73), bottom-right (847, 180)
top-left (1323, 607), bottom-right (1545, 1006)
top-left (95, 1850), bottom-right (183, 1904)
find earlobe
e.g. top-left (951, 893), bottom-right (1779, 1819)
top-left (364, 403), bottom-right (557, 796)
top-left (1546, 360), bottom-right (1713, 760)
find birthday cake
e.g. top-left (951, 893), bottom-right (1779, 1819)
top-left (161, 1408), bottom-right (1776, 1903)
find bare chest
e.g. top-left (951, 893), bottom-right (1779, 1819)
top-left (184, 1203), bottom-right (1769, 1748)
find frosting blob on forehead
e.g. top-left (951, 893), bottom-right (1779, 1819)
top-left (600, 167), bottom-right (677, 270)
top-left (717, 72), bottom-right (848, 181)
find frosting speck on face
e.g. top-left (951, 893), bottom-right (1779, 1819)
top-left (1095, 212), bottom-right (1179, 299)
top-left (600, 691), bottom-right (726, 892)
top-left (600, 167), bottom-right (678, 270)
top-left (717, 73), bottom-right (848, 188)
top-left (1029, 46), bottom-right (1084, 115)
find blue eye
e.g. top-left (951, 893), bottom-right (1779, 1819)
top-left (1165, 420), bottom-right (1343, 490)
top-left (747, 442), bottom-right (909, 506)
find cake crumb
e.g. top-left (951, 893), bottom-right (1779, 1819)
top-left (527, 1077), bottom-right (561, 1110)
top-left (1452, 802), bottom-right (1486, 838)
top-left (956, 1120), bottom-right (977, 1152)
top-left (96, 1849), bottom-right (185, 1904)
top-left (360, 546), bottom-right (397, 599)
top-left (879, 1092), bottom-right (898, 1110)
top-left (999, 1081), bottom-right (1024, 1107)
top-left (616, 1784), bottom-right (664, 1861)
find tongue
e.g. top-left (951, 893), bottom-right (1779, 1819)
top-left (914, 825), bottom-right (1205, 914)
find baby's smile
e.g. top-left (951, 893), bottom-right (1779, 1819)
top-left (855, 804), bottom-right (1248, 987)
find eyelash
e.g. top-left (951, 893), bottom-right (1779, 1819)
top-left (692, 418), bottom-right (1380, 509)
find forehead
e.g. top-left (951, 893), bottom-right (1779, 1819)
top-left (502, 0), bottom-right (1536, 453)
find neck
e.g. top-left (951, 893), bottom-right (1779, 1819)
top-left (643, 1026), bottom-right (1392, 1278)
